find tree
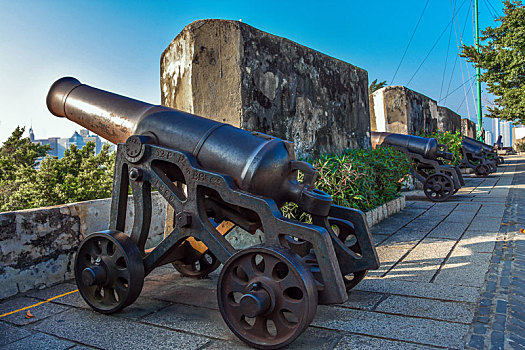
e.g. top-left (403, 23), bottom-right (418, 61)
top-left (461, 0), bottom-right (525, 124)
top-left (369, 79), bottom-right (387, 94)
top-left (0, 127), bottom-right (115, 212)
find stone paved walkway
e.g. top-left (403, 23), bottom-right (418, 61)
top-left (1, 156), bottom-right (524, 349)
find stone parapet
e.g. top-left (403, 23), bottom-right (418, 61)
top-left (461, 118), bottom-right (477, 138)
top-left (370, 86), bottom-right (462, 135)
top-left (161, 19), bottom-right (371, 159)
top-left (0, 193), bottom-right (167, 300)
top-left (437, 106), bottom-right (461, 133)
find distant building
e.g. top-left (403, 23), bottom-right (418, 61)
top-left (30, 127), bottom-right (110, 159)
top-left (501, 121), bottom-right (512, 147)
top-left (484, 130), bottom-right (492, 146)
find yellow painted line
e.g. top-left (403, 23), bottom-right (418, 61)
top-left (0, 289), bottom-right (78, 318)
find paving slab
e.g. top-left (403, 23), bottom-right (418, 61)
top-left (31, 308), bottom-right (210, 350)
top-left (468, 216), bottom-right (502, 232)
top-left (313, 306), bottom-right (470, 348)
top-left (334, 334), bottom-right (440, 349)
top-left (374, 294), bottom-right (475, 323)
top-left (427, 221), bottom-right (470, 239)
top-left (0, 331), bottom-right (76, 350)
top-left (0, 297), bottom-right (70, 325)
top-left (354, 279), bottom-right (481, 303)
top-left (0, 321), bottom-right (32, 346)
top-left (203, 328), bottom-right (342, 350)
top-left (142, 303), bottom-right (233, 341)
top-left (434, 251), bottom-right (492, 287)
top-left (141, 280), bottom-right (218, 309)
top-left (341, 290), bottom-right (385, 311)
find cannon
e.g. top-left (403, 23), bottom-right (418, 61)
top-left (47, 77), bottom-right (379, 349)
top-left (460, 137), bottom-right (499, 176)
top-left (371, 132), bottom-right (465, 202)
top-left (465, 136), bottom-right (504, 165)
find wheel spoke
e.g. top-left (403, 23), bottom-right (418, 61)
top-left (224, 275), bottom-right (247, 293)
top-left (102, 287), bottom-right (116, 305)
top-left (281, 298), bottom-right (305, 317)
top-left (115, 281), bottom-right (128, 301)
top-left (279, 272), bottom-right (301, 290)
top-left (271, 312), bottom-right (295, 335)
top-left (250, 315), bottom-right (268, 335)
top-left (238, 256), bottom-right (256, 278)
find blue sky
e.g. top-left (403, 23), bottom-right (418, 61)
top-left (0, 0), bottom-right (504, 143)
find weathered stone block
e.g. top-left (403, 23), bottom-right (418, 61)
top-left (437, 106), bottom-right (461, 133)
top-left (370, 86), bottom-right (438, 135)
top-left (462, 118), bottom-right (477, 138)
top-left (161, 19), bottom-right (370, 159)
top-left (370, 86), bottom-right (462, 135)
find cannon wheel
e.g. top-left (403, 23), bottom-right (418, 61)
top-left (475, 164), bottom-right (490, 177)
top-left (423, 173), bottom-right (454, 202)
top-left (328, 218), bottom-right (368, 291)
top-left (487, 162), bottom-right (497, 173)
top-left (217, 246), bottom-right (318, 349)
top-left (74, 231), bottom-right (144, 314)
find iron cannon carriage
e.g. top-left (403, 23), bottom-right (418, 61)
top-left (47, 77), bottom-right (379, 349)
top-left (460, 136), bottom-right (500, 177)
top-left (371, 131), bottom-right (465, 202)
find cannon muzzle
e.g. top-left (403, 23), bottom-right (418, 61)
top-left (371, 131), bottom-right (450, 161)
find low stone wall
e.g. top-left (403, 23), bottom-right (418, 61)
top-left (370, 86), bottom-right (462, 135)
top-left (462, 118), bottom-right (477, 138)
top-left (161, 19), bottom-right (371, 159)
top-left (437, 106), bottom-right (461, 133)
top-left (0, 193), bottom-right (167, 300)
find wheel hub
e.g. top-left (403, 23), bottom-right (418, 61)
top-left (239, 283), bottom-right (271, 317)
top-left (81, 264), bottom-right (107, 286)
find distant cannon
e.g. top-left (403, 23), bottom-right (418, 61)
top-left (460, 137), bottom-right (499, 176)
top-left (464, 136), bottom-right (504, 165)
top-left (371, 132), bottom-right (465, 202)
top-left (47, 77), bottom-right (379, 349)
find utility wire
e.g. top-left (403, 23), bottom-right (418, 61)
top-left (390, 0), bottom-right (431, 84)
top-left (483, 0), bottom-right (499, 18)
top-left (406, 0), bottom-right (469, 86)
top-left (445, 0), bottom-right (471, 101)
top-left (457, 75), bottom-right (475, 110)
top-left (439, 75), bottom-right (476, 102)
top-left (439, 7), bottom-right (455, 101)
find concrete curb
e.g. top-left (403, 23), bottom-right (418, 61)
top-left (364, 195), bottom-right (406, 228)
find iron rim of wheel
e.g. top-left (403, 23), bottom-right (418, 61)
top-left (475, 164), bottom-right (489, 177)
top-left (217, 246), bottom-right (318, 349)
top-left (328, 218), bottom-right (368, 291)
top-left (423, 173), bottom-right (454, 202)
top-left (172, 249), bottom-right (220, 278)
top-left (74, 230), bottom-right (144, 314)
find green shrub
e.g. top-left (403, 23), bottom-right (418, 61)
top-left (282, 147), bottom-right (411, 220)
top-left (423, 131), bottom-right (463, 166)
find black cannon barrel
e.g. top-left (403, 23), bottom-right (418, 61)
top-left (464, 136), bottom-right (494, 153)
top-left (371, 131), bottom-right (453, 160)
top-left (462, 140), bottom-right (483, 156)
top-left (47, 77), bottom-right (331, 212)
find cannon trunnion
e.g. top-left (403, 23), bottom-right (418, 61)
top-left (48, 77), bottom-right (379, 349)
top-left (371, 132), bottom-right (465, 202)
